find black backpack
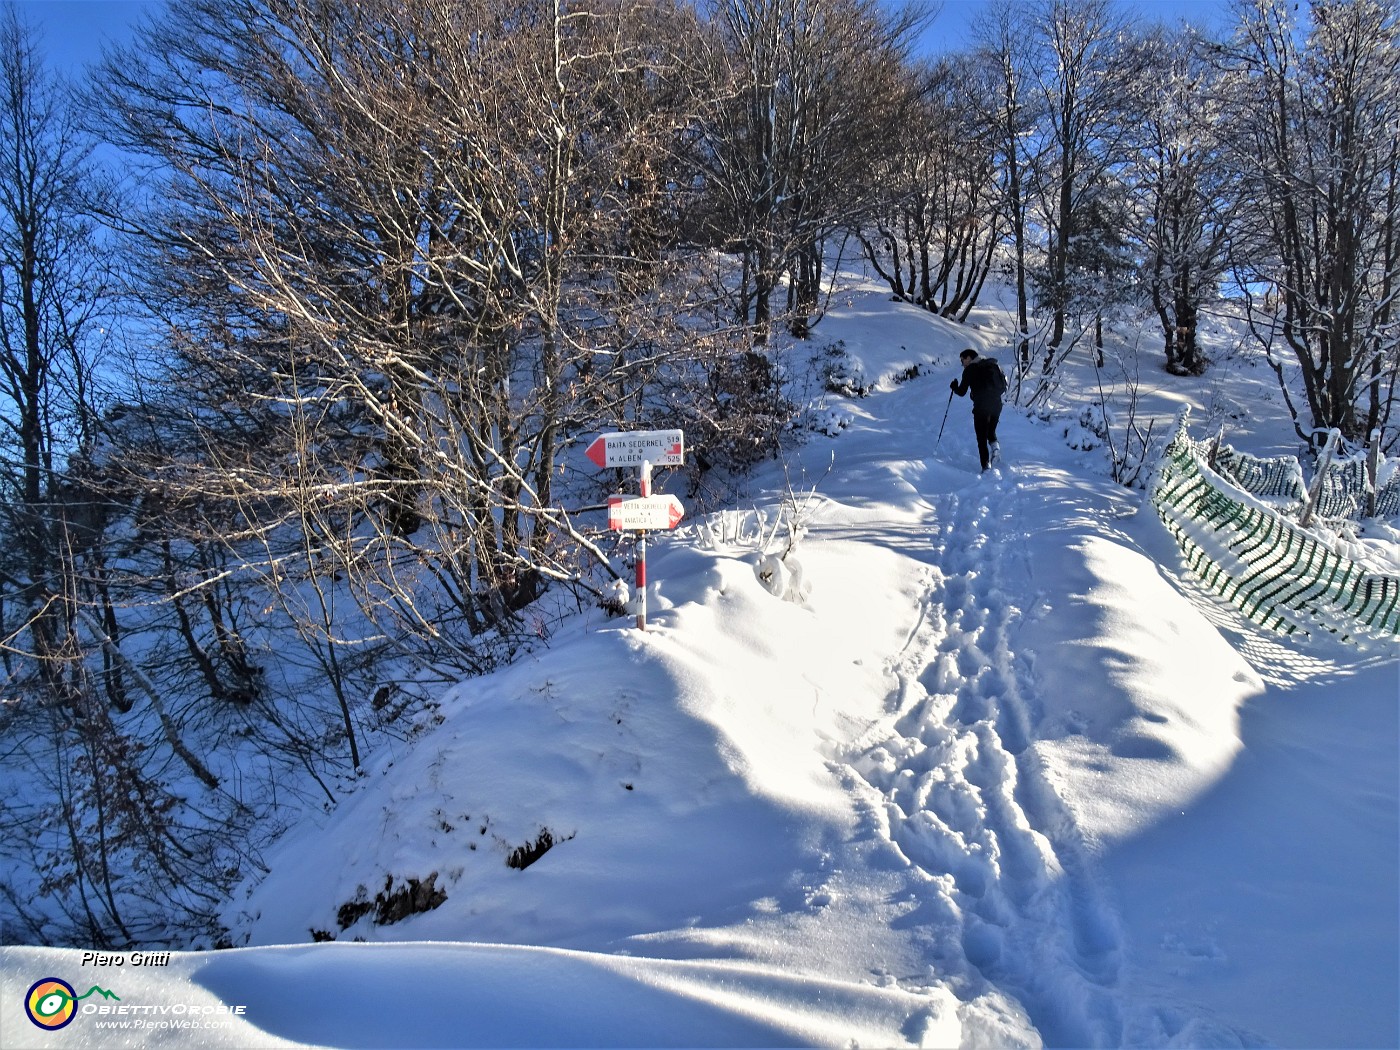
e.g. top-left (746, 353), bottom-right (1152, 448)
top-left (981, 357), bottom-right (1008, 397)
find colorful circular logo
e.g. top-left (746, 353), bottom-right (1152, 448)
top-left (25, 978), bottom-right (78, 1030)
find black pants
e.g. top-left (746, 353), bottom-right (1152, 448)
top-left (973, 405), bottom-right (1001, 471)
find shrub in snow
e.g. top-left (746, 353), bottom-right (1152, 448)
top-left (752, 551), bottom-right (810, 604)
top-left (743, 459), bottom-right (826, 604)
top-left (1055, 401), bottom-right (1158, 488)
top-left (804, 406), bottom-right (853, 437)
top-left (1062, 407), bottom-right (1105, 451)
top-left (599, 579), bottom-right (631, 618)
top-left (754, 552), bottom-right (786, 596)
top-left (698, 508), bottom-right (775, 551)
top-left (818, 340), bottom-right (872, 398)
top-left (697, 461), bottom-right (821, 605)
top-left (889, 362), bottom-right (928, 385)
top-left (676, 343), bottom-right (796, 475)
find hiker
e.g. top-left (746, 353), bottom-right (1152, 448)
top-left (949, 348), bottom-right (1008, 472)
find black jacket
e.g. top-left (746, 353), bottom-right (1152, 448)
top-left (952, 357), bottom-right (1007, 411)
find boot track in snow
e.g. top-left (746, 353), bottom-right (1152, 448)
top-left (843, 472), bottom-right (1129, 1046)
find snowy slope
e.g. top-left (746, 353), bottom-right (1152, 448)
top-left (2, 273), bottom-right (1395, 1049)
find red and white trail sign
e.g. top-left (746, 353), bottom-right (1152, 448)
top-left (584, 429), bottom-right (684, 469)
top-left (608, 493), bottom-right (685, 531)
top-left (581, 427), bottom-right (686, 631)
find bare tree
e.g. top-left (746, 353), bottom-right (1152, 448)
top-left (971, 0), bottom-right (1041, 373)
top-left (695, 0), bottom-right (930, 342)
top-left (1130, 26), bottom-right (1234, 376)
top-left (1221, 0), bottom-right (1400, 444)
top-left (0, 7), bottom-right (250, 948)
top-left (0, 5), bottom-right (108, 702)
top-left (1027, 0), bottom-right (1142, 350)
top-left (1059, 169), bottom-right (1137, 366)
top-left (92, 0), bottom-right (709, 662)
top-left (856, 56), bottom-right (1003, 322)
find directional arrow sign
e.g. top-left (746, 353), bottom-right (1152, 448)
top-left (608, 493), bottom-right (685, 531)
top-left (585, 429), bottom-right (684, 469)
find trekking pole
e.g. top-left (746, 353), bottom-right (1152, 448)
top-left (934, 390), bottom-right (954, 449)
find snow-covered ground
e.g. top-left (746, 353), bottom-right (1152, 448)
top-left (3, 273), bottom-right (1396, 1048)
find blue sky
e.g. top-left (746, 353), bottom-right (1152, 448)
top-left (918, 0), bottom-right (1230, 53)
top-left (7, 0), bottom-right (149, 188)
top-left (10, 0), bottom-right (147, 72)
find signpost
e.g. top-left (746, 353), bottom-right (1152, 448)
top-left (607, 493), bottom-right (686, 532)
top-left (584, 429), bottom-right (684, 469)
top-left (585, 429), bottom-right (686, 630)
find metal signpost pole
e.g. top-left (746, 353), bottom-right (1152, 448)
top-left (637, 460), bottom-right (650, 631)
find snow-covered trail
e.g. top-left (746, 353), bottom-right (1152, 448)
top-left (761, 367), bottom-right (1109, 1039)
top-left (842, 470), bottom-right (1126, 1047)
top-left (787, 354), bottom-right (1272, 1046)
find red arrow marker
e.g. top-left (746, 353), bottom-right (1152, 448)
top-left (584, 436), bottom-right (608, 469)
